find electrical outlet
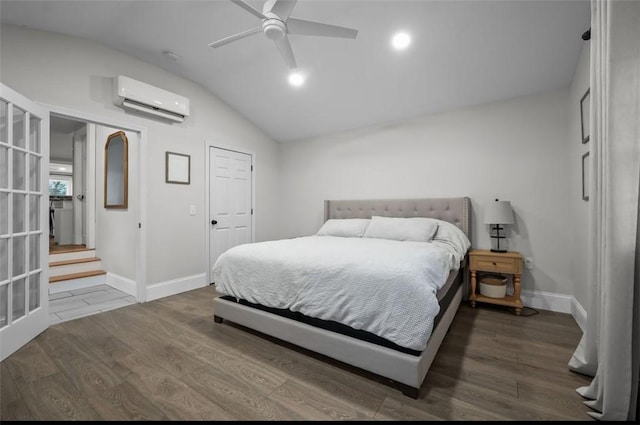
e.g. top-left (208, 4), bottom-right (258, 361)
top-left (524, 257), bottom-right (534, 269)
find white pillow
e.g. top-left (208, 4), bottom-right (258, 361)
top-left (363, 216), bottom-right (439, 242)
top-left (316, 219), bottom-right (371, 237)
top-left (430, 220), bottom-right (471, 263)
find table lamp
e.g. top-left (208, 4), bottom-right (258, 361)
top-left (483, 199), bottom-right (514, 253)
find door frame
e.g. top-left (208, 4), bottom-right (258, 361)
top-left (204, 141), bottom-right (255, 284)
top-left (40, 103), bottom-right (148, 302)
top-left (71, 124), bottom-right (87, 246)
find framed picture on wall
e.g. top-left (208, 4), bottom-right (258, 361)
top-left (166, 151), bottom-right (190, 184)
top-left (580, 88), bottom-right (590, 144)
top-left (582, 151), bottom-right (590, 201)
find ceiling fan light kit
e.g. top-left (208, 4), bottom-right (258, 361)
top-left (209, 0), bottom-right (358, 71)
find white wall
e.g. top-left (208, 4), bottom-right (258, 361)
top-left (0, 24), bottom-right (586, 303)
top-left (95, 126), bottom-right (138, 280)
top-left (50, 130), bottom-right (72, 163)
top-left (279, 89), bottom-right (574, 296)
top-left (0, 24), bottom-right (282, 287)
top-left (568, 43), bottom-right (591, 310)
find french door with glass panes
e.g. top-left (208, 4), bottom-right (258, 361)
top-left (0, 83), bottom-right (49, 361)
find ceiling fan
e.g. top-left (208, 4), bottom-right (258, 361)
top-left (209, 0), bottom-right (358, 69)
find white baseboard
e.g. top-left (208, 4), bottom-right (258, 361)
top-left (106, 272), bottom-right (137, 298)
top-left (521, 289), bottom-right (573, 314)
top-left (146, 273), bottom-right (207, 302)
top-left (521, 289), bottom-right (587, 331)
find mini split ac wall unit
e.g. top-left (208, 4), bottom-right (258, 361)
top-left (112, 75), bottom-right (190, 123)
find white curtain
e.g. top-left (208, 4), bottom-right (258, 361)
top-left (568, 0), bottom-right (640, 421)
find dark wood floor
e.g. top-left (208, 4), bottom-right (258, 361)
top-left (0, 285), bottom-right (594, 420)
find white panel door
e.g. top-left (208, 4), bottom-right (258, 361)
top-left (0, 84), bottom-right (50, 361)
top-left (209, 147), bottom-right (252, 283)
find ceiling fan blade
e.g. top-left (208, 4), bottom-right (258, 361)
top-left (230, 0), bottom-right (266, 19)
top-left (266, 0), bottom-right (298, 19)
top-left (208, 26), bottom-right (262, 48)
top-left (286, 17), bottom-right (358, 39)
top-left (274, 35), bottom-right (297, 69)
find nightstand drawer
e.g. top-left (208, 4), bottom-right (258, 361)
top-left (470, 256), bottom-right (520, 274)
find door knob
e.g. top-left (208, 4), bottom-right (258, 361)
top-left (211, 220), bottom-right (218, 225)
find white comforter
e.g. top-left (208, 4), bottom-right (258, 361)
top-left (212, 236), bottom-right (458, 351)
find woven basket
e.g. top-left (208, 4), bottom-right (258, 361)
top-left (479, 274), bottom-right (508, 298)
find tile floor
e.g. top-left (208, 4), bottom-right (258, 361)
top-left (49, 284), bottom-right (137, 325)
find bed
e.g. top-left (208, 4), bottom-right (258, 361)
top-left (212, 197), bottom-right (471, 398)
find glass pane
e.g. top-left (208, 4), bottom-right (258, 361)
top-left (29, 154), bottom-right (40, 192)
top-left (29, 273), bottom-right (40, 312)
top-left (0, 100), bottom-right (7, 143)
top-left (29, 116), bottom-right (41, 154)
top-left (48, 176), bottom-right (72, 196)
top-left (13, 236), bottom-right (25, 276)
top-left (29, 234), bottom-right (40, 271)
top-left (0, 193), bottom-right (7, 235)
top-left (0, 284), bottom-right (7, 328)
top-left (12, 277), bottom-right (25, 321)
top-left (13, 193), bottom-right (25, 233)
top-left (0, 239), bottom-right (7, 281)
top-left (0, 145), bottom-right (8, 189)
top-left (12, 149), bottom-right (25, 190)
top-left (29, 194), bottom-right (40, 232)
top-left (13, 107), bottom-right (25, 149)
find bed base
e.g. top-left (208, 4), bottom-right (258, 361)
top-left (213, 196), bottom-right (471, 397)
top-left (213, 283), bottom-right (463, 398)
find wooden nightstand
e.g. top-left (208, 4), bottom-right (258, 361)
top-left (469, 249), bottom-right (524, 315)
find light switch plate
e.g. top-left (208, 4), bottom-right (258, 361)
top-left (189, 205), bottom-right (196, 216)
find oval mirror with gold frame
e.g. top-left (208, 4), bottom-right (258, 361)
top-left (104, 131), bottom-right (128, 209)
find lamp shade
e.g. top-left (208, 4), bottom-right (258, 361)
top-left (483, 200), bottom-right (515, 224)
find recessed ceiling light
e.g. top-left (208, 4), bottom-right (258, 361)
top-left (288, 71), bottom-right (305, 87)
top-left (391, 32), bottom-right (411, 50)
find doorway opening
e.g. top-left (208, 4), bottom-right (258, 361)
top-left (47, 115), bottom-right (143, 324)
top-left (49, 116), bottom-right (88, 254)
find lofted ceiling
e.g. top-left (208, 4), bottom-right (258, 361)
top-left (0, 0), bottom-right (590, 143)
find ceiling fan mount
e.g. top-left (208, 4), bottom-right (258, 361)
top-left (262, 15), bottom-right (286, 41)
top-left (209, 0), bottom-right (358, 69)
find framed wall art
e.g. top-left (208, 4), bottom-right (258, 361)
top-left (166, 151), bottom-right (190, 185)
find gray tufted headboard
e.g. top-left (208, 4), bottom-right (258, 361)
top-left (324, 197), bottom-right (472, 243)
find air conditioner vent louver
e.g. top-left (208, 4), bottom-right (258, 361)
top-left (112, 75), bottom-right (190, 123)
